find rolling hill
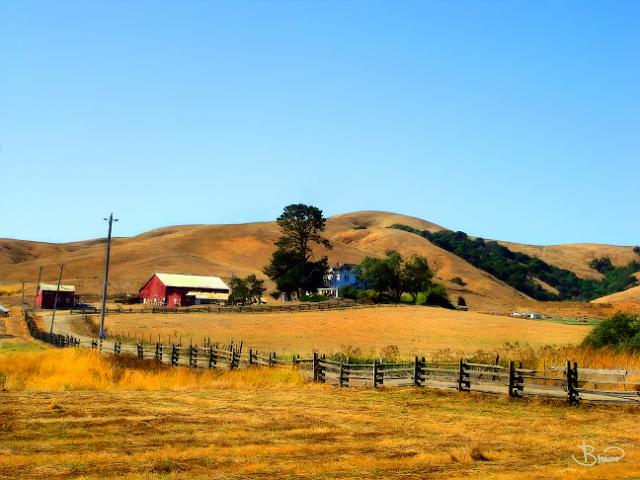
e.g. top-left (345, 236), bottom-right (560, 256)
top-left (1, 211), bottom-right (638, 314)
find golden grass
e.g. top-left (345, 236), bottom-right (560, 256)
top-left (102, 306), bottom-right (592, 358)
top-left (1, 352), bottom-right (639, 479)
top-left (0, 348), bottom-right (306, 391)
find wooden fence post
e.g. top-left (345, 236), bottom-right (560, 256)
top-left (190, 344), bottom-right (198, 368)
top-left (339, 362), bottom-right (348, 387)
top-left (209, 345), bottom-right (217, 369)
top-left (373, 359), bottom-right (378, 388)
top-left (137, 342), bottom-right (144, 360)
top-left (413, 356), bottom-right (425, 387)
top-left (313, 352), bottom-right (319, 381)
top-left (567, 361), bottom-right (580, 405)
top-left (458, 359), bottom-right (470, 392)
top-left (249, 348), bottom-right (253, 366)
top-left (155, 343), bottom-right (162, 362)
top-left (171, 344), bottom-right (179, 367)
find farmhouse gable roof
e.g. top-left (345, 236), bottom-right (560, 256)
top-left (155, 273), bottom-right (229, 291)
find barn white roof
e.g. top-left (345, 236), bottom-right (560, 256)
top-left (186, 291), bottom-right (230, 300)
top-left (39, 283), bottom-right (76, 292)
top-left (155, 273), bottom-right (229, 291)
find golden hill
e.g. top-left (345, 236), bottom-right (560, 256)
top-left (500, 241), bottom-right (638, 280)
top-left (592, 284), bottom-right (640, 305)
top-left (0, 211), bottom-right (637, 312)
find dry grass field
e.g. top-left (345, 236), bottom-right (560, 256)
top-left (0, 347), bottom-right (639, 479)
top-left (99, 306), bottom-right (591, 358)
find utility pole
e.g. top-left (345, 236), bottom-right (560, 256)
top-left (49, 264), bottom-right (64, 334)
top-left (99, 213), bottom-right (118, 340)
top-left (33, 266), bottom-right (42, 311)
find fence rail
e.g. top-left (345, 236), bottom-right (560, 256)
top-left (66, 301), bottom-right (399, 317)
top-left (22, 310), bottom-right (640, 406)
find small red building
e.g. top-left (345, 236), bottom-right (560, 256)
top-left (36, 283), bottom-right (76, 309)
top-left (138, 273), bottom-right (230, 307)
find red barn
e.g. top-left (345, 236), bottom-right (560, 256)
top-left (138, 273), bottom-right (230, 307)
top-left (36, 283), bottom-right (76, 309)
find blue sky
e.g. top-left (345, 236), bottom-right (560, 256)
top-left (1, 1), bottom-right (638, 245)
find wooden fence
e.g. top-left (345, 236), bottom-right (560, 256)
top-left (22, 310), bottom-right (640, 405)
top-left (66, 301), bottom-right (400, 316)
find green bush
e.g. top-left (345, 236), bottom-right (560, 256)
top-left (300, 293), bottom-right (329, 302)
top-left (422, 283), bottom-right (454, 309)
top-left (339, 286), bottom-right (359, 300)
top-left (400, 293), bottom-right (414, 304)
top-left (582, 312), bottom-right (640, 350)
top-left (589, 257), bottom-right (614, 274)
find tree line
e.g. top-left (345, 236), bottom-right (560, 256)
top-left (391, 224), bottom-right (640, 302)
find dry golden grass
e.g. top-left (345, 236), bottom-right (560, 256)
top-left (0, 348), bottom-right (639, 479)
top-left (0, 348), bottom-right (306, 391)
top-left (593, 285), bottom-right (640, 304)
top-left (102, 306), bottom-right (591, 358)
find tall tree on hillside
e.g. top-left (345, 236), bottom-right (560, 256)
top-left (263, 204), bottom-right (332, 297)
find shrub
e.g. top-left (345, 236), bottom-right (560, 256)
top-left (634, 246), bottom-right (640, 255)
top-left (339, 285), bottom-right (359, 300)
top-left (400, 293), bottom-right (414, 304)
top-left (300, 293), bottom-right (329, 302)
top-left (582, 312), bottom-right (640, 350)
top-left (339, 286), bottom-right (376, 303)
top-left (422, 283), bottom-right (454, 309)
top-left (450, 277), bottom-right (466, 287)
top-left (589, 257), bottom-right (614, 274)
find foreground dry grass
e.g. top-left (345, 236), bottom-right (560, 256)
top-left (0, 355), bottom-right (639, 479)
top-left (101, 306), bottom-right (592, 357)
top-left (1, 348), bottom-right (640, 478)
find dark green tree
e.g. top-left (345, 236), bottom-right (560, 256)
top-left (228, 276), bottom-right (250, 305)
top-left (357, 251), bottom-right (433, 303)
top-left (401, 254), bottom-right (434, 301)
top-left (263, 204), bottom-right (332, 297)
top-left (247, 274), bottom-right (266, 304)
top-left (357, 251), bottom-right (404, 302)
top-left (229, 274), bottom-right (266, 305)
top-left (589, 257), bottom-right (614, 274)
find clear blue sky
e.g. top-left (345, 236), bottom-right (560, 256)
top-left (1, 1), bottom-right (638, 245)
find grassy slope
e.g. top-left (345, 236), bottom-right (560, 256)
top-left (592, 284), bottom-right (640, 304)
top-left (1, 211), bottom-right (637, 311)
top-left (499, 241), bottom-right (638, 280)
